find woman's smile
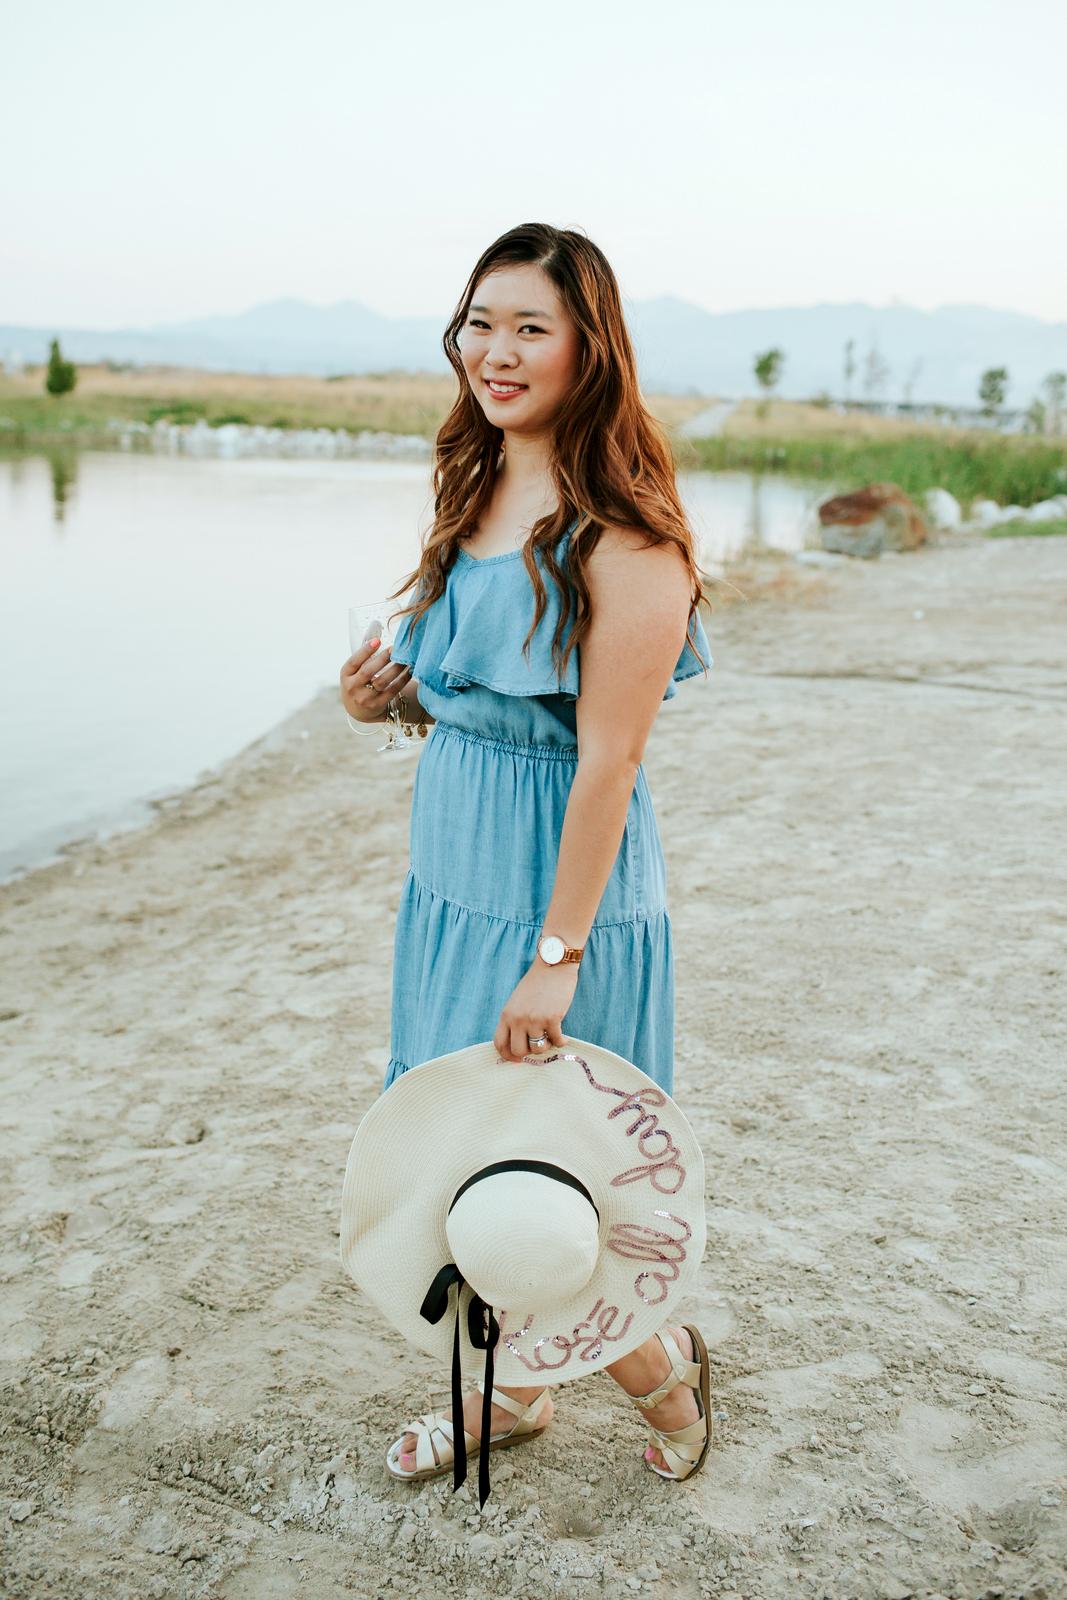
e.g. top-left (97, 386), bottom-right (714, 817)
top-left (485, 378), bottom-right (528, 398)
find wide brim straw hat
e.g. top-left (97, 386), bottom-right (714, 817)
top-left (340, 1039), bottom-right (706, 1389)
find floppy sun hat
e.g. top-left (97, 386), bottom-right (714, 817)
top-left (340, 1038), bottom-right (706, 1500)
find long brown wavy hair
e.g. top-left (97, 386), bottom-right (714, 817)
top-left (396, 222), bottom-right (704, 675)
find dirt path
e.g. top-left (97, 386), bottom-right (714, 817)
top-left (2, 534), bottom-right (1066, 1600)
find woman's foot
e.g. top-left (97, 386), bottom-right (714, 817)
top-left (397, 1386), bottom-right (553, 1472)
top-left (607, 1325), bottom-right (701, 1475)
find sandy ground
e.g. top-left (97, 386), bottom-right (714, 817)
top-left (2, 533), bottom-right (1066, 1600)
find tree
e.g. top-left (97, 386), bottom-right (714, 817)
top-left (862, 345), bottom-right (890, 403)
top-left (754, 347), bottom-right (784, 417)
top-left (45, 338), bottom-right (77, 396)
top-left (843, 339), bottom-right (856, 405)
top-left (1044, 371), bottom-right (1066, 434)
top-left (978, 367), bottom-right (1008, 418)
top-left (902, 358), bottom-right (923, 407)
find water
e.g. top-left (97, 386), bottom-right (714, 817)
top-left (0, 451), bottom-right (821, 876)
top-left (0, 452), bottom-right (429, 876)
top-left (679, 470), bottom-right (825, 565)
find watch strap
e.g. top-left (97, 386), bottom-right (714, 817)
top-left (538, 934), bottom-right (584, 966)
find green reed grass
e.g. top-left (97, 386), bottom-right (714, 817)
top-left (988, 517), bottom-right (1067, 538)
top-left (685, 433), bottom-right (1067, 511)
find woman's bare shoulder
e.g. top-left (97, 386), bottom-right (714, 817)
top-left (587, 524), bottom-right (690, 583)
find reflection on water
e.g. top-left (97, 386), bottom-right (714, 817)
top-left (679, 469), bottom-right (826, 567)
top-left (47, 450), bottom-right (78, 522)
top-left (1, 451), bottom-right (825, 875)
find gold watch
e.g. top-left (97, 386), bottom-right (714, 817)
top-left (537, 934), bottom-right (583, 967)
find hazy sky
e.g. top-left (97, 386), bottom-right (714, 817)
top-left (3, 0), bottom-right (1065, 328)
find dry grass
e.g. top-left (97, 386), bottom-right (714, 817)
top-left (0, 367), bottom-right (962, 446)
top-left (0, 366), bottom-right (458, 437)
top-left (703, 552), bottom-right (834, 608)
top-left (0, 365), bottom-right (714, 441)
top-left (644, 393), bottom-right (715, 429)
top-left (719, 397), bottom-right (969, 440)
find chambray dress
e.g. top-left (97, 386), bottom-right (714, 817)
top-left (384, 547), bottom-right (710, 1095)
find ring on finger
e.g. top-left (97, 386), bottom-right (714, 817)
top-left (528, 1034), bottom-right (548, 1050)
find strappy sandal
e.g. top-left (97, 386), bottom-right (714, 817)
top-left (625, 1325), bottom-right (711, 1482)
top-left (384, 1383), bottom-right (551, 1483)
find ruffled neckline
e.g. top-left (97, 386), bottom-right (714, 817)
top-left (392, 542), bottom-right (711, 703)
top-left (455, 546), bottom-right (525, 568)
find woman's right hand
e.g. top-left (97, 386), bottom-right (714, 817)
top-left (340, 638), bottom-right (413, 724)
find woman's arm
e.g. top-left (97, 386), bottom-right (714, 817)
top-left (340, 638), bottom-right (435, 726)
top-left (493, 532), bottom-right (692, 1062)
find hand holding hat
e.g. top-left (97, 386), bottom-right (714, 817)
top-left (340, 1038), bottom-right (707, 1502)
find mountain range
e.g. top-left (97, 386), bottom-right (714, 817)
top-left (3, 297), bottom-right (1066, 408)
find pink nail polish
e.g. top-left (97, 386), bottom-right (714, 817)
top-left (644, 1447), bottom-right (654, 1461)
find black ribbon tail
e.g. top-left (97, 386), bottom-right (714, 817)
top-left (451, 1304), bottom-right (467, 1493)
top-left (465, 1294), bottom-right (500, 1508)
top-left (478, 1307), bottom-right (499, 1508)
top-left (420, 1266), bottom-right (500, 1502)
top-left (419, 1264), bottom-right (468, 1492)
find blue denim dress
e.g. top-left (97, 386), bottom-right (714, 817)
top-left (385, 546), bottom-right (710, 1094)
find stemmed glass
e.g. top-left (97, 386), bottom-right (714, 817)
top-left (348, 603), bottom-right (417, 755)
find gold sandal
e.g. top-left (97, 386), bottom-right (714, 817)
top-left (626, 1325), bottom-right (711, 1481)
top-left (384, 1383), bottom-right (551, 1483)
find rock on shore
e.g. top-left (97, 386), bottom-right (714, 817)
top-left (819, 482), bottom-right (928, 558)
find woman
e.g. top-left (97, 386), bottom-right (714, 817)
top-left (340, 223), bottom-right (711, 1482)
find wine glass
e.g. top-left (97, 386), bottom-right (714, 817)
top-left (348, 603), bottom-right (416, 755)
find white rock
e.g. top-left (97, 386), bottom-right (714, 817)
top-left (167, 1115), bottom-right (206, 1145)
top-left (8, 1501), bottom-right (36, 1522)
top-left (1023, 499), bottom-right (1066, 521)
top-left (925, 487), bottom-right (962, 528)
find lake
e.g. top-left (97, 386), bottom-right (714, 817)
top-left (0, 450), bottom-right (823, 876)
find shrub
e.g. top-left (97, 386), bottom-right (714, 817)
top-left (147, 402), bottom-right (207, 424)
top-left (979, 367), bottom-right (1008, 416)
top-left (45, 339), bottom-right (77, 396)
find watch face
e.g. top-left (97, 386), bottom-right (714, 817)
top-left (539, 935), bottom-right (566, 966)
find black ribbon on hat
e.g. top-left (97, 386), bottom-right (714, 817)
top-left (419, 1263), bottom-right (498, 1506)
top-left (420, 1159), bottom-right (598, 1507)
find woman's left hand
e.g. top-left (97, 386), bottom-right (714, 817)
top-left (494, 959), bottom-right (580, 1063)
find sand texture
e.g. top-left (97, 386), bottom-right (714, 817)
top-left (2, 534), bottom-right (1066, 1600)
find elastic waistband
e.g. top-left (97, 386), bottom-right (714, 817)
top-left (432, 721), bottom-right (579, 763)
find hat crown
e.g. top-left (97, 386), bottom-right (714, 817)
top-left (445, 1170), bottom-right (599, 1313)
